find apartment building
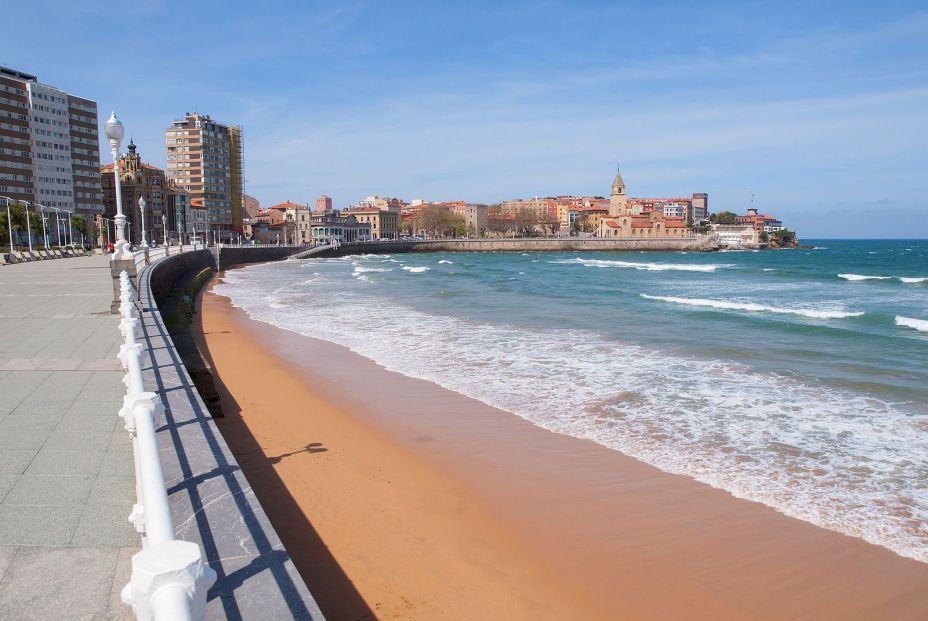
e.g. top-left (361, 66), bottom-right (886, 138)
top-left (0, 66), bottom-right (103, 223)
top-left (165, 112), bottom-right (243, 242)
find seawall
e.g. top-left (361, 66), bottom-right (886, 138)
top-left (215, 236), bottom-right (717, 267)
top-left (137, 251), bottom-right (325, 619)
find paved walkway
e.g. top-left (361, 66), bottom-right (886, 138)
top-left (0, 255), bottom-right (136, 620)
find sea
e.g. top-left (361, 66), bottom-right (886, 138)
top-left (214, 239), bottom-right (928, 563)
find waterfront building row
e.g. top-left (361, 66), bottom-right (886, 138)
top-left (0, 65), bottom-right (103, 227)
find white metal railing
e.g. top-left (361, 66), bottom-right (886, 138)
top-left (116, 269), bottom-right (216, 620)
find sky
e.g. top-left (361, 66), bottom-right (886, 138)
top-left (3, 0), bottom-right (927, 238)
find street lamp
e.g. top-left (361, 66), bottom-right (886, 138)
top-left (104, 112), bottom-right (131, 259)
top-left (138, 196), bottom-right (147, 247)
top-left (1, 196), bottom-right (15, 254)
top-left (34, 202), bottom-right (49, 248)
top-left (66, 210), bottom-right (73, 247)
top-left (162, 213), bottom-right (167, 246)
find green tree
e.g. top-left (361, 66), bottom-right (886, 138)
top-left (28, 211), bottom-right (44, 246)
top-left (0, 203), bottom-right (30, 248)
top-left (773, 229), bottom-right (796, 243)
top-left (709, 211), bottom-right (738, 225)
top-left (71, 215), bottom-right (88, 246)
top-left (758, 231), bottom-right (769, 242)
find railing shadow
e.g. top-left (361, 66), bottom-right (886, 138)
top-left (138, 259), bottom-right (371, 620)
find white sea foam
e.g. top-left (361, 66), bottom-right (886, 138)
top-left (215, 261), bottom-right (928, 564)
top-left (551, 257), bottom-right (725, 272)
top-left (353, 266), bottom-right (393, 274)
top-left (896, 316), bottom-right (928, 332)
top-left (762, 268), bottom-right (776, 272)
top-left (900, 277), bottom-right (926, 284)
top-left (438, 259), bottom-right (454, 264)
top-left (839, 274), bottom-right (893, 281)
top-left (640, 294), bottom-right (864, 319)
top-left (402, 266), bottom-right (430, 273)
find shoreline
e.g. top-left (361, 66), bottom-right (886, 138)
top-left (196, 272), bottom-right (928, 620)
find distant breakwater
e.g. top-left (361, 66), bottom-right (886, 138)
top-left (215, 237), bottom-right (717, 270)
top-left (338, 237), bottom-right (718, 255)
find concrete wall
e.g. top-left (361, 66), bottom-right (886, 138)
top-left (140, 253), bottom-right (325, 619)
top-left (147, 249), bottom-right (211, 307)
top-left (215, 246), bottom-right (301, 271)
top-left (313, 237), bottom-right (716, 257)
top-left (213, 236), bottom-right (717, 269)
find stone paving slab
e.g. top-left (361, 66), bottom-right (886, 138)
top-left (0, 545), bottom-right (135, 620)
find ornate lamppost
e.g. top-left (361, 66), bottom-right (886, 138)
top-left (139, 196), bottom-right (148, 247)
top-left (104, 112), bottom-right (132, 259)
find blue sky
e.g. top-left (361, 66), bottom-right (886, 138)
top-left (4, 0), bottom-right (927, 237)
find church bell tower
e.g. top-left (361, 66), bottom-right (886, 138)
top-left (609, 164), bottom-right (628, 216)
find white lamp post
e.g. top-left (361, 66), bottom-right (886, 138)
top-left (138, 196), bottom-right (147, 247)
top-left (104, 112), bottom-right (132, 259)
top-left (66, 211), bottom-right (73, 247)
top-left (23, 202), bottom-right (32, 253)
top-left (162, 213), bottom-right (167, 246)
top-left (1, 196), bottom-right (17, 254)
top-left (35, 203), bottom-right (49, 248)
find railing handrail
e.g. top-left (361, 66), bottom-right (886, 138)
top-left (116, 266), bottom-right (215, 620)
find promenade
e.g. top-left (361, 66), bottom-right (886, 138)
top-left (0, 254), bottom-right (135, 619)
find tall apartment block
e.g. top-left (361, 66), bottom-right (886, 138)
top-left (0, 66), bottom-right (103, 218)
top-left (164, 112), bottom-right (243, 241)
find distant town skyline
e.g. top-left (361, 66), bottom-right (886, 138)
top-left (3, 1), bottom-right (926, 238)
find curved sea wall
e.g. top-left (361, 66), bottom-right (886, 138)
top-left (138, 252), bottom-right (325, 619)
top-left (315, 236), bottom-right (717, 258)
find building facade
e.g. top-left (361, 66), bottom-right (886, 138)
top-left (310, 212), bottom-right (371, 243)
top-left (342, 207), bottom-right (400, 239)
top-left (100, 141), bottom-right (167, 245)
top-left (0, 66), bottom-right (103, 233)
top-left (165, 112), bottom-right (243, 242)
top-left (315, 195), bottom-right (333, 213)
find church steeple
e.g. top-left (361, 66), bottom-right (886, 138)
top-left (611, 164), bottom-right (625, 196)
top-left (609, 164), bottom-right (628, 216)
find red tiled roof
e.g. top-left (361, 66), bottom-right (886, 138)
top-left (267, 201), bottom-right (307, 210)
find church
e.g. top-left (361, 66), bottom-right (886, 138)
top-left (598, 166), bottom-right (692, 238)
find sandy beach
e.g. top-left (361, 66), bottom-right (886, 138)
top-left (196, 275), bottom-right (928, 621)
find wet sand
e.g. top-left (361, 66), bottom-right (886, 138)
top-left (196, 276), bottom-right (928, 620)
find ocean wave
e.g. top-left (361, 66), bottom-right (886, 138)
top-left (402, 266), bottom-right (431, 273)
top-left (353, 266), bottom-right (393, 274)
top-left (900, 277), bottom-right (926, 284)
top-left (214, 262), bottom-right (928, 563)
top-left (550, 257), bottom-right (725, 272)
top-left (838, 274), bottom-right (893, 281)
top-left (640, 294), bottom-right (864, 319)
top-left (438, 259), bottom-right (454, 264)
top-left (896, 316), bottom-right (928, 332)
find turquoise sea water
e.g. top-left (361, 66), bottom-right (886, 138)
top-left (216, 240), bottom-right (928, 562)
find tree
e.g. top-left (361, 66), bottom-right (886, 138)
top-left (772, 229), bottom-right (796, 244)
top-left (69, 215), bottom-right (88, 247)
top-left (514, 208), bottom-right (538, 237)
top-left (758, 231), bottom-right (769, 242)
top-left (1, 203), bottom-right (29, 248)
top-left (709, 211), bottom-right (738, 225)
